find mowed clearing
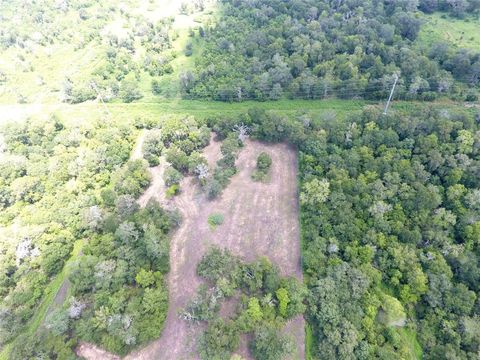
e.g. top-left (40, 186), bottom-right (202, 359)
top-left (78, 136), bottom-right (304, 360)
top-left (135, 135), bottom-right (304, 359)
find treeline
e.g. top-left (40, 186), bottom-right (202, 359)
top-left (204, 106), bottom-right (480, 359)
top-left (181, 0), bottom-right (479, 101)
top-left (420, 0), bottom-right (480, 17)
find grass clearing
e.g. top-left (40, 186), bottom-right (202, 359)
top-left (397, 327), bottom-right (423, 360)
top-left (417, 13), bottom-right (480, 51)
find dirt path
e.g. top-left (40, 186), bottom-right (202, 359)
top-left (78, 137), bottom-right (304, 360)
top-left (131, 129), bottom-right (146, 161)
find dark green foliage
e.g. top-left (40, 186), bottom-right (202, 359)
top-left (297, 107), bottom-right (480, 358)
top-left (252, 152), bottom-right (272, 182)
top-left (9, 332), bottom-right (78, 360)
top-left (163, 167), bottom-right (183, 186)
top-left (184, 247), bottom-right (306, 359)
top-left (68, 199), bottom-right (174, 355)
top-left (204, 133), bottom-right (241, 199)
top-left (180, 1), bottom-right (479, 101)
top-left (198, 318), bottom-right (239, 360)
top-left (250, 326), bottom-right (295, 360)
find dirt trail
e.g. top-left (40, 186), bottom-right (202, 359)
top-left (78, 137), bottom-right (304, 360)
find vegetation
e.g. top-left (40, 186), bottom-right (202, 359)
top-left (182, 247), bottom-right (306, 360)
top-left (182, 0), bottom-right (479, 102)
top-left (252, 152), bottom-right (272, 182)
top-left (203, 106), bottom-right (480, 359)
top-left (2, 0), bottom-right (480, 359)
top-left (208, 213), bottom-right (224, 229)
top-left (67, 199), bottom-right (174, 355)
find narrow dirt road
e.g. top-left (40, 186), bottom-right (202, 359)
top-left (78, 137), bottom-right (304, 360)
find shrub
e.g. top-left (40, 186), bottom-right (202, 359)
top-left (119, 80), bottom-right (142, 103)
top-left (208, 213), bottom-right (224, 229)
top-left (151, 79), bottom-right (161, 95)
top-left (142, 129), bottom-right (163, 166)
top-left (163, 167), bottom-right (183, 186)
top-left (252, 152), bottom-right (272, 181)
top-left (166, 184), bottom-right (179, 198)
top-left (206, 179), bottom-right (223, 199)
top-left (257, 152), bottom-right (272, 171)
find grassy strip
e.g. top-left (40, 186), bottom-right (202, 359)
top-left (398, 327), bottom-right (423, 360)
top-left (0, 239), bottom-right (84, 360)
top-left (417, 12), bottom-right (480, 51)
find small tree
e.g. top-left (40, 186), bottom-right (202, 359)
top-left (275, 288), bottom-right (290, 318)
top-left (164, 167), bottom-right (183, 187)
top-left (250, 326), bottom-right (294, 360)
top-left (252, 152), bottom-right (272, 182)
top-left (45, 309), bottom-right (70, 336)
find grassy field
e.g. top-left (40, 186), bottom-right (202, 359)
top-left (4, 97), bottom-right (477, 128)
top-left (417, 12), bottom-right (480, 51)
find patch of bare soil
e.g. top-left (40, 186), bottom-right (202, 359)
top-left (78, 137), bottom-right (304, 360)
top-left (76, 342), bottom-right (121, 360)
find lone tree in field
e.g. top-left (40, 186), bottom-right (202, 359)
top-left (252, 152), bottom-right (272, 181)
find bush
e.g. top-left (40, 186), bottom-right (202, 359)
top-left (119, 80), bottom-right (142, 103)
top-left (151, 79), bottom-right (161, 95)
top-left (163, 167), bottom-right (183, 187)
top-left (142, 129), bottom-right (163, 166)
top-left (208, 213), bottom-right (224, 229)
top-left (252, 152), bottom-right (272, 181)
top-left (206, 179), bottom-right (223, 199)
top-left (256, 152), bottom-right (272, 171)
top-left (166, 184), bottom-right (179, 198)
top-left (250, 326), bottom-right (294, 360)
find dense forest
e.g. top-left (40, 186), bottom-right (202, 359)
top-left (182, 0), bottom-right (480, 101)
top-left (204, 106), bottom-right (480, 359)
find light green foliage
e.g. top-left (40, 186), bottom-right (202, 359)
top-left (208, 213), bottom-right (224, 229)
top-left (275, 288), bottom-right (290, 318)
top-left (418, 13), bottom-right (480, 51)
top-left (135, 269), bottom-right (157, 288)
top-left (457, 129), bottom-right (474, 154)
top-left (378, 295), bottom-right (407, 327)
top-left (113, 160), bottom-right (151, 197)
top-left (246, 298), bottom-right (263, 323)
top-left (142, 129), bottom-right (164, 166)
top-left (300, 178), bottom-right (330, 206)
top-left (166, 184), bottom-right (179, 198)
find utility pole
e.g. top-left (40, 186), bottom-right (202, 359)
top-left (90, 81), bottom-right (111, 117)
top-left (383, 74), bottom-right (399, 115)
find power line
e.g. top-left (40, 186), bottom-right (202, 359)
top-left (383, 74), bottom-right (398, 115)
